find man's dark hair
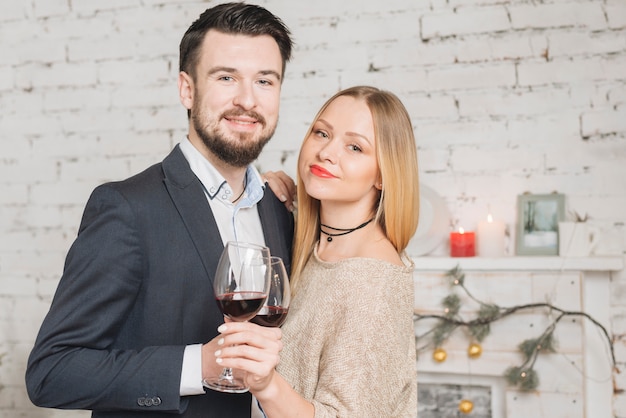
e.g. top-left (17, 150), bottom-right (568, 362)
top-left (179, 2), bottom-right (293, 80)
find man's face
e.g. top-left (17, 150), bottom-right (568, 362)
top-left (180, 30), bottom-right (283, 167)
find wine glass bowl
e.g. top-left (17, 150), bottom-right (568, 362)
top-left (251, 256), bottom-right (290, 328)
top-left (214, 250), bottom-right (269, 322)
top-left (203, 241), bottom-right (271, 393)
top-left (215, 293), bottom-right (266, 322)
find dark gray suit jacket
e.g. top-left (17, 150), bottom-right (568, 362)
top-left (25, 145), bottom-right (294, 417)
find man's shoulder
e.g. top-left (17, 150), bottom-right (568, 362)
top-left (97, 161), bottom-right (164, 198)
top-left (104, 146), bottom-right (185, 192)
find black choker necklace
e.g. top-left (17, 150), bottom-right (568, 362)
top-left (320, 218), bottom-right (375, 242)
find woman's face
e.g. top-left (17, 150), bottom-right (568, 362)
top-left (298, 95), bottom-right (381, 206)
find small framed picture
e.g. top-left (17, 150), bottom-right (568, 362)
top-left (516, 193), bottom-right (565, 256)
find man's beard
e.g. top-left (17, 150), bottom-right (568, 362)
top-left (192, 107), bottom-right (276, 168)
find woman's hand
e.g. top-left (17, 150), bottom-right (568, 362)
top-left (203, 321), bottom-right (315, 418)
top-left (263, 170), bottom-right (296, 212)
top-left (209, 321), bottom-right (283, 393)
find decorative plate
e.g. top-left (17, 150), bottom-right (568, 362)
top-left (407, 184), bottom-right (451, 256)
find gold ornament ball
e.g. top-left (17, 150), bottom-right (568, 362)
top-left (432, 347), bottom-right (447, 363)
top-left (468, 342), bottom-right (483, 359)
top-left (459, 399), bottom-right (474, 414)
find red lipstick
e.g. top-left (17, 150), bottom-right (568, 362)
top-left (310, 165), bottom-right (335, 179)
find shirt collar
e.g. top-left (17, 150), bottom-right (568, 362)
top-left (179, 137), bottom-right (265, 207)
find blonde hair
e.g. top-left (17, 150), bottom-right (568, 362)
top-left (291, 86), bottom-right (420, 292)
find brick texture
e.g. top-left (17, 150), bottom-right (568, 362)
top-left (0, 0), bottom-right (624, 417)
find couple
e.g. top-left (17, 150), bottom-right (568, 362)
top-left (25, 2), bottom-right (419, 417)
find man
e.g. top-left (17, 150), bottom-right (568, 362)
top-left (25, 3), bottom-right (294, 417)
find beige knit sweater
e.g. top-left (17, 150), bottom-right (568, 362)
top-left (277, 247), bottom-right (417, 418)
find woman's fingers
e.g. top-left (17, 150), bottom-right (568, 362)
top-left (213, 323), bottom-right (282, 390)
top-left (263, 170), bottom-right (296, 211)
top-left (215, 343), bottom-right (280, 371)
top-left (217, 323), bottom-right (282, 353)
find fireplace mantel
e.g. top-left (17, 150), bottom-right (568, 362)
top-left (411, 255), bottom-right (624, 272)
top-left (412, 255), bottom-right (624, 418)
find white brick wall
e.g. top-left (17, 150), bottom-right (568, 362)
top-left (0, 0), bottom-right (624, 417)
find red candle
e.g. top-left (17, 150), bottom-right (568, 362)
top-left (450, 227), bottom-right (476, 257)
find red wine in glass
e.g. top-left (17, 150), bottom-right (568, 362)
top-left (251, 256), bottom-right (290, 328)
top-left (216, 291), bottom-right (266, 321)
top-left (251, 306), bottom-right (289, 327)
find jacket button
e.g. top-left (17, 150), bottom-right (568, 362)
top-left (137, 396), bottom-right (161, 407)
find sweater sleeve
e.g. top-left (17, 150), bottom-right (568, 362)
top-left (310, 262), bottom-right (417, 418)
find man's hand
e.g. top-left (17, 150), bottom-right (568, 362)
top-left (263, 170), bottom-right (296, 212)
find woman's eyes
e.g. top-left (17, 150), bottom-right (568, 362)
top-left (313, 130), bottom-right (363, 153)
top-left (314, 130), bottom-right (329, 139)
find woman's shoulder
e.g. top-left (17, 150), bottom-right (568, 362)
top-left (367, 244), bottom-right (400, 264)
top-left (314, 239), bottom-right (411, 272)
top-left (357, 236), bottom-right (408, 268)
top-left (312, 252), bottom-right (413, 287)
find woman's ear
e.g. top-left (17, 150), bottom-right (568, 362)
top-left (178, 71), bottom-right (194, 111)
top-left (374, 178), bottom-right (383, 190)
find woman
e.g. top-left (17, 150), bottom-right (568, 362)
top-left (212, 86), bottom-right (419, 417)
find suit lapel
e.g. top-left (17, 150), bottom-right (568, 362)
top-left (161, 145), bottom-right (223, 283)
top-left (161, 145), bottom-right (292, 283)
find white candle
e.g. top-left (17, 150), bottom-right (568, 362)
top-left (477, 214), bottom-right (506, 257)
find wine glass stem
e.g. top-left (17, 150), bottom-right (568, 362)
top-left (220, 367), bottom-right (235, 382)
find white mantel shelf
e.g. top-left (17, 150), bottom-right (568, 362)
top-left (410, 255), bottom-right (624, 272)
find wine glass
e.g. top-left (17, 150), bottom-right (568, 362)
top-left (203, 241), bottom-right (271, 393)
top-left (251, 256), bottom-right (290, 327)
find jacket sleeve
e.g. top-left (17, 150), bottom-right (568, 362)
top-left (25, 184), bottom-right (187, 413)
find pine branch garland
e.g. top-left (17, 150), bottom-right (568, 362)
top-left (414, 265), bottom-right (617, 391)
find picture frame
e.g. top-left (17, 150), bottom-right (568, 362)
top-left (516, 193), bottom-right (565, 256)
